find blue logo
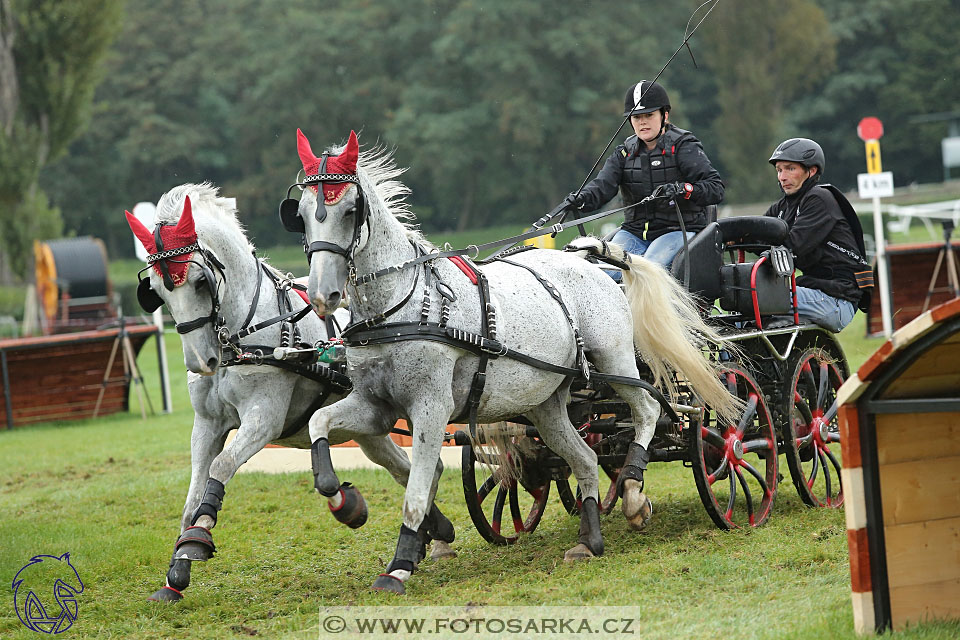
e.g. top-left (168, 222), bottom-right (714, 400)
top-left (12, 553), bottom-right (84, 634)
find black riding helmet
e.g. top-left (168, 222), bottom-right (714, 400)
top-left (768, 138), bottom-right (825, 177)
top-left (623, 80), bottom-right (671, 117)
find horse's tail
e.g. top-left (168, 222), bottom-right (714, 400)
top-left (566, 238), bottom-right (742, 423)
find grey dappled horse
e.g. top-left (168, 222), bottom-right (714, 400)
top-left (290, 131), bottom-right (740, 594)
top-left (126, 184), bottom-right (455, 602)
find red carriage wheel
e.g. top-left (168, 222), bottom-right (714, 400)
top-left (690, 366), bottom-right (778, 529)
top-left (461, 438), bottom-right (551, 545)
top-left (782, 347), bottom-right (845, 507)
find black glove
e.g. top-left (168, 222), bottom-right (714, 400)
top-left (764, 245), bottom-right (794, 277)
top-left (660, 182), bottom-right (694, 200)
top-left (558, 191), bottom-right (585, 212)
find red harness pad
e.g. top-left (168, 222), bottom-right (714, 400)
top-left (448, 256), bottom-right (478, 284)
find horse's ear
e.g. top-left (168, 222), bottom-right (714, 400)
top-left (297, 128), bottom-right (319, 171)
top-left (174, 195), bottom-right (196, 240)
top-left (125, 209), bottom-right (156, 254)
top-left (340, 130), bottom-right (359, 174)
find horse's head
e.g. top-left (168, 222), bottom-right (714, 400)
top-left (280, 129), bottom-right (365, 315)
top-left (126, 195), bottom-right (224, 374)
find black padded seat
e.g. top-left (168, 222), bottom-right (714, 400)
top-left (671, 222), bottom-right (723, 302)
top-left (716, 216), bottom-right (788, 247)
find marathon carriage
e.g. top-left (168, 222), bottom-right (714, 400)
top-left (456, 211), bottom-right (849, 543)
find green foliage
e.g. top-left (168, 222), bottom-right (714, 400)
top-left (0, 0), bottom-right (123, 278)
top-left (699, 0), bottom-right (835, 203)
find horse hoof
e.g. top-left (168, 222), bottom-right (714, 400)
top-left (329, 483), bottom-right (368, 529)
top-left (370, 573), bottom-right (406, 594)
top-left (147, 586), bottom-right (183, 602)
top-left (621, 482), bottom-right (653, 532)
top-left (430, 540), bottom-right (457, 561)
top-left (563, 543), bottom-right (596, 563)
top-left (174, 526), bottom-right (215, 561)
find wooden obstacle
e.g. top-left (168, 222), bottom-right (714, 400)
top-left (837, 297), bottom-right (960, 633)
top-left (0, 323), bottom-right (158, 428)
top-left (866, 240), bottom-right (960, 335)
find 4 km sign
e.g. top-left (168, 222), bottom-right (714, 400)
top-left (857, 116), bottom-right (894, 198)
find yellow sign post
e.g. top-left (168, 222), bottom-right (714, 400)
top-left (865, 140), bottom-right (882, 174)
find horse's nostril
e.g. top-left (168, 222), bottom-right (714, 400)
top-left (328, 291), bottom-right (342, 308)
top-left (206, 356), bottom-right (219, 370)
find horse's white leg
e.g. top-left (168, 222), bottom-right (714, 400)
top-left (370, 385), bottom-right (454, 594)
top-left (525, 385), bottom-right (604, 562)
top-left (592, 351), bottom-right (660, 532)
top-left (308, 392), bottom-right (395, 525)
top-left (149, 411), bottom-right (229, 603)
top-left (354, 436), bottom-right (456, 557)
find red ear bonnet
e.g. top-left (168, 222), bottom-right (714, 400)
top-left (124, 195), bottom-right (199, 286)
top-left (296, 129), bottom-right (359, 204)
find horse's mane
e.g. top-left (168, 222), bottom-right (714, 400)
top-left (155, 183), bottom-right (255, 258)
top-left (325, 139), bottom-right (427, 245)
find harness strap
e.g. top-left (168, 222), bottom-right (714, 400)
top-left (238, 252), bottom-right (264, 333)
top-left (499, 258), bottom-right (589, 380)
top-left (230, 304), bottom-right (313, 342)
top-left (341, 245), bottom-right (423, 336)
top-left (342, 322), bottom-right (677, 423)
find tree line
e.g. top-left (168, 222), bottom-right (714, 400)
top-left (1, 0), bottom-right (958, 276)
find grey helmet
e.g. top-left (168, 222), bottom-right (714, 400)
top-left (623, 80), bottom-right (671, 117)
top-left (768, 138), bottom-right (825, 176)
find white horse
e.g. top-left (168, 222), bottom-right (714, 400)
top-left (125, 183), bottom-right (455, 602)
top-left (289, 131), bottom-right (740, 594)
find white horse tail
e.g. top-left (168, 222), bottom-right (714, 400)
top-left (567, 237), bottom-right (742, 424)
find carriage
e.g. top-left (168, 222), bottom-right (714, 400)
top-left (454, 211), bottom-right (848, 542)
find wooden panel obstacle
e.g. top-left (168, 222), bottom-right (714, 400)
top-left (866, 240), bottom-right (960, 336)
top-left (0, 323), bottom-right (158, 428)
top-left (837, 298), bottom-right (960, 633)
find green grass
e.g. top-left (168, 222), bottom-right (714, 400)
top-left (2, 323), bottom-right (956, 639)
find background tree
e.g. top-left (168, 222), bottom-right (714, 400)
top-left (0, 0), bottom-right (124, 279)
top-left (698, 0), bottom-right (836, 203)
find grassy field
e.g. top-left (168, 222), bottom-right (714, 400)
top-left (2, 245), bottom-right (958, 638)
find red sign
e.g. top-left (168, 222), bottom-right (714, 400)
top-left (858, 117), bottom-right (884, 141)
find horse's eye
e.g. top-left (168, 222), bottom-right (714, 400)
top-left (195, 276), bottom-right (208, 291)
top-left (346, 204), bottom-right (358, 215)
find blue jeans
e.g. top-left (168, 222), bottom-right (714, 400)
top-left (605, 229), bottom-right (695, 282)
top-left (795, 286), bottom-right (857, 333)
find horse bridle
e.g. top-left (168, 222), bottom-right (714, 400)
top-left (136, 222), bottom-right (226, 336)
top-left (278, 155), bottom-right (368, 267)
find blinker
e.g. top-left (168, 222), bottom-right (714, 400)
top-left (137, 277), bottom-right (164, 312)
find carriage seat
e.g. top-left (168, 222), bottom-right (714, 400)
top-left (671, 216), bottom-right (793, 316)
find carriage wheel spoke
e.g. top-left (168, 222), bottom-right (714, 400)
top-left (819, 448), bottom-right (832, 500)
top-left (801, 362), bottom-right (818, 398)
top-left (725, 472), bottom-right (737, 523)
top-left (817, 363), bottom-right (830, 411)
top-left (823, 400), bottom-right (839, 423)
top-left (491, 486), bottom-right (507, 534)
top-left (734, 467), bottom-right (755, 526)
top-left (736, 394), bottom-right (759, 436)
top-left (740, 460), bottom-right (769, 496)
top-left (708, 455), bottom-right (729, 485)
top-left (794, 392), bottom-right (815, 424)
top-left (508, 484), bottom-right (524, 533)
top-left (477, 474), bottom-right (497, 503)
top-left (743, 437), bottom-right (772, 454)
top-left (825, 449), bottom-right (844, 487)
top-left (701, 425), bottom-right (726, 449)
top-left (725, 371), bottom-right (738, 396)
top-left (806, 445), bottom-right (821, 488)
